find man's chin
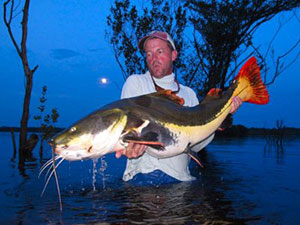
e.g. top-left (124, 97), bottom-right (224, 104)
top-left (151, 70), bottom-right (165, 78)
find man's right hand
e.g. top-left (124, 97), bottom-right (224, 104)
top-left (115, 142), bottom-right (147, 159)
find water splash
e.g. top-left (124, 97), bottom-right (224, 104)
top-left (99, 156), bottom-right (108, 189)
top-left (91, 156), bottom-right (107, 191)
top-left (92, 158), bottom-right (98, 191)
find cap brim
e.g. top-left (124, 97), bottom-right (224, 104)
top-left (138, 35), bottom-right (150, 50)
top-left (138, 32), bottom-right (176, 51)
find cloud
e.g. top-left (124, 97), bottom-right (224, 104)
top-left (50, 48), bottom-right (80, 60)
top-left (87, 48), bottom-right (101, 52)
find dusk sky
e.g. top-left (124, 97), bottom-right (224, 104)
top-left (0, 1), bottom-right (299, 129)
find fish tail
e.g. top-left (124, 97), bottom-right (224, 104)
top-left (233, 57), bottom-right (269, 105)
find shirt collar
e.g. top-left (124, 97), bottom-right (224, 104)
top-left (148, 72), bottom-right (178, 91)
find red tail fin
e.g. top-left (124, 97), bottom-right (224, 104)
top-left (234, 57), bottom-right (269, 105)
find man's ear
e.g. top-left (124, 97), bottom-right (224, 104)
top-left (172, 50), bottom-right (178, 62)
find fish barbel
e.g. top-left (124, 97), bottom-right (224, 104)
top-left (49, 57), bottom-right (269, 162)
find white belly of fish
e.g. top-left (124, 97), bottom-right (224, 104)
top-left (146, 117), bottom-right (224, 158)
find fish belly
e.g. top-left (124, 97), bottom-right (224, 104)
top-left (145, 114), bottom-right (227, 158)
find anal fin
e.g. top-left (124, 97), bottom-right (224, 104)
top-left (184, 144), bottom-right (204, 168)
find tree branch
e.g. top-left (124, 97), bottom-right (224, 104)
top-left (266, 38), bottom-right (300, 86)
top-left (21, 0), bottom-right (30, 75)
top-left (3, 0), bottom-right (22, 57)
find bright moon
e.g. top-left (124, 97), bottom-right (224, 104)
top-left (100, 78), bottom-right (107, 84)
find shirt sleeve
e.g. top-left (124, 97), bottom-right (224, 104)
top-left (190, 89), bottom-right (199, 106)
top-left (182, 86), bottom-right (199, 107)
top-left (121, 75), bottom-right (141, 99)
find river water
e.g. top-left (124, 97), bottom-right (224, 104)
top-left (0, 132), bottom-right (299, 224)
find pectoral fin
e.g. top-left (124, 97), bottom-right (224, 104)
top-left (123, 131), bottom-right (165, 150)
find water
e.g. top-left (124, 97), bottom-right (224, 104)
top-left (1, 132), bottom-right (300, 224)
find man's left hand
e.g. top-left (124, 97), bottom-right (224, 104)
top-left (115, 143), bottom-right (147, 159)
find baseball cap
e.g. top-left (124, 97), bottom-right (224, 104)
top-left (138, 31), bottom-right (176, 51)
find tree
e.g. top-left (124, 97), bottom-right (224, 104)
top-left (106, 0), bottom-right (188, 80)
top-left (106, 0), bottom-right (300, 98)
top-left (3, 0), bottom-right (38, 165)
top-left (183, 0), bottom-right (300, 96)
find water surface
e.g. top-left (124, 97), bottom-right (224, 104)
top-left (1, 133), bottom-right (299, 224)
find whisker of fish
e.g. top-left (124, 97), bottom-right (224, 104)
top-left (39, 159), bottom-right (54, 178)
top-left (52, 149), bottom-right (63, 212)
top-left (39, 155), bottom-right (61, 178)
top-left (40, 157), bottom-right (64, 197)
top-left (43, 156), bottom-right (63, 182)
top-left (39, 145), bottom-right (64, 212)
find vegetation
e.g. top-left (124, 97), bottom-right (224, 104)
top-left (106, 0), bottom-right (300, 97)
top-left (33, 86), bottom-right (59, 158)
top-left (184, 0), bottom-right (300, 96)
top-left (106, 0), bottom-right (188, 80)
top-left (2, 0), bottom-right (299, 167)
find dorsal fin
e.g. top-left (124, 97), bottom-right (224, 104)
top-left (152, 90), bottom-right (185, 106)
top-left (201, 88), bottom-right (223, 105)
top-left (207, 88), bottom-right (223, 96)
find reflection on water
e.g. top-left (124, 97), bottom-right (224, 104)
top-left (1, 132), bottom-right (300, 224)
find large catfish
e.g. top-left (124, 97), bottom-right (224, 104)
top-left (49, 57), bottom-right (269, 163)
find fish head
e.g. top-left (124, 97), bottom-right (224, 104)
top-left (49, 108), bottom-right (127, 161)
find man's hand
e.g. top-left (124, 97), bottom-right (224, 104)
top-left (115, 142), bottom-right (147, 159)
top-left (230, 96), bottom-right (242, 114)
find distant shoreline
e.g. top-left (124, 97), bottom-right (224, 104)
top-left (1, 126), bottom-right (300, 137)
top-left (0, 126), bottom-right (64, 133)
top-left (215, 125), bottom-right (300, 137)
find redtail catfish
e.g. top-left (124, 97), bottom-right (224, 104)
top-left (49, 57), bottom-right (269, 163)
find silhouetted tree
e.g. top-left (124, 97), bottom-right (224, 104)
top-left (106, 0), bottom-right (300, 98)
top-left (185, 0), bottom-right (300, 96)
top-left (106, 0), bottom-right (187, 80)
top-left (3, 0), bottom-right (38, 166)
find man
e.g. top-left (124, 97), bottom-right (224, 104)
top-left (115, 31), bottom-right (241, 184)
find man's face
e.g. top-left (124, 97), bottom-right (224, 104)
top-left (144, 38), bottom-right (177, 79)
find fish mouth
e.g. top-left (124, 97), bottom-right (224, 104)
top-left (54, 147), bottom-right (91, 161)
top-left (48, 139), bottom-right (54, 147)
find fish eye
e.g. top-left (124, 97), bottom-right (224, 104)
top-left (70, 127), bottom-right (77, 132)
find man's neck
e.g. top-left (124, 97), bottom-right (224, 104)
top-left (149, 72), bottom-right (179, 92)
top-left (152, 73), bottom-right (174, 82)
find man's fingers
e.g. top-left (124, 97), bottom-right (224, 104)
top-left (127, 143), bottom-right (145, 158)
top-left (115, 149), bottom-right (125, 159)
top-left (231, 96), bottom-right (242, 114)
top-left (115, 143), bottom-right (147, 159)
